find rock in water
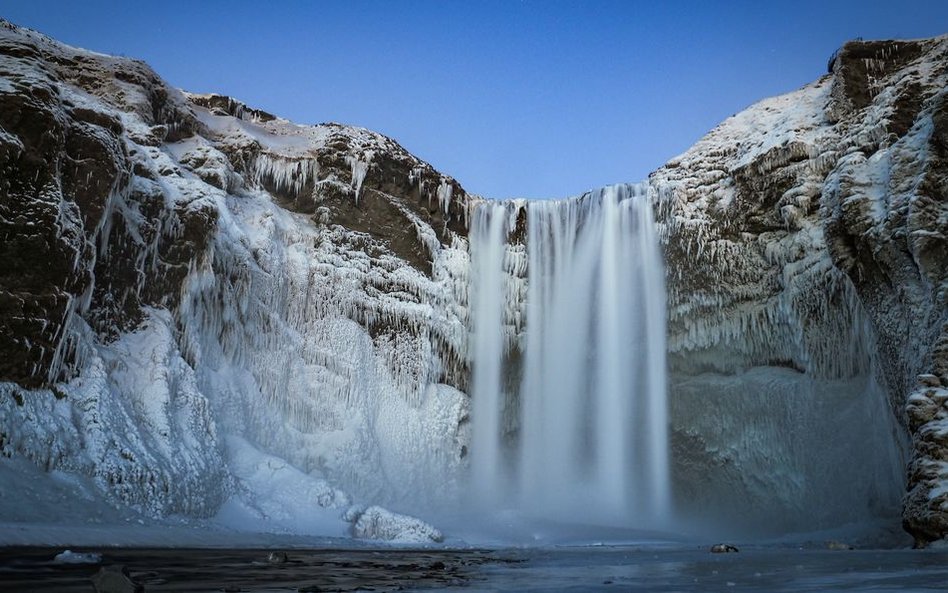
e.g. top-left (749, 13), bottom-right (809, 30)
top-left (54, 549), bottom-right (102, 564)
top-left (91, 566), bottom-right (143, 593)
top-left (349, 505), bottom-right (443, 543)
top-left (827, 541), bottom-right (853, 550)
top-left (709, 544), bottom-right (739, 554)
top-left (267, 551), bottom-right (288, 564)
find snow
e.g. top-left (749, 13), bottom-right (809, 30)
top-left (53, 550), bottom-right (102, 564)
top-left (191, 106), bottom-right (319, 154)
top-left (211, 436), bottom-right (351, 537)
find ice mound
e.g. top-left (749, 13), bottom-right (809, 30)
top-left (53, 549), bottom-right (102, 564)
top-left (347, 505), bottom-right (444, 543)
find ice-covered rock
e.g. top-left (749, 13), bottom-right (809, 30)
top-left (651, 35), bottom-right (948, 541)
top-left (348, 505), bottom-right (444, 543)
top-left (0, 18), bottom-right (471, 531)
top-left (53, 549), bottom-right (102, 564)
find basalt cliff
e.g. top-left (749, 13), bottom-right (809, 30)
top-left (0, 20), bottom-right (946, 545)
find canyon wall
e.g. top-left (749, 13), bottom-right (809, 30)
top-left (0, 20), bottom-right (474, 528)
top-left (653, 36), bottom-right (948, 542)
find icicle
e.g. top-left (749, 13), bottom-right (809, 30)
top-left (347, 152), bottom-right (373, 203)
top-left (437, 179), bottom-right (453, 219)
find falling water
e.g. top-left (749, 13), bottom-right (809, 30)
top-left (469, 201), bottom-right (516, 502)
top-left (468, 183), bottom-right (670, 526)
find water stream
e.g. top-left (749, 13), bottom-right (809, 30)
top-left (469, 184), bottom-right (670, 526)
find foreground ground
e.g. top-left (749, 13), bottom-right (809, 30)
top-left (2, 545), bottom-right (948, 592)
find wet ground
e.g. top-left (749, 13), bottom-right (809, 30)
top-left (2, 545), bottom-right (948, 592)
top-left (0, 546), bottom-right (506, 592)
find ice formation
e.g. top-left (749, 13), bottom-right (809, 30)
top-left (349, 505), bottom-right (444, 543)
top-left (0, 20), bottom-right (473, 538)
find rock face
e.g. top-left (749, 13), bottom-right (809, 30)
top-left (0, 20), bottom-right (472, 519)
top-left (0, 19), bottom-right (946, 544)
top-left (653, 36), bottom-right (948, 542)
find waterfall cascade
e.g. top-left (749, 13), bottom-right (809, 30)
top-left (469, 184), bottom-right (670, 526)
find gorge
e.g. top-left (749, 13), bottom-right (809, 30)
top-left (0, 19), bottom-right (947, 552)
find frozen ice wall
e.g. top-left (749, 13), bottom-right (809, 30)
top-left (468, 184), bottom-right (671, 527)
top-left (173, 188), bottom-right (472, 510)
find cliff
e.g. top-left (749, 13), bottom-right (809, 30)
top-left (0, 20), bottom-right (474, 528)
top-left (654, 36), bottom-right (948, 543)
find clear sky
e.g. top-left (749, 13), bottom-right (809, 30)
top-left (3, 1), bottom-right (946, 199)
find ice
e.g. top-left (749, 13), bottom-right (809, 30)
top-left (349, 505), bottom-right (444, 543)
top-left (212, 436), bottom-right (351, 537)
top-left (437, 178), bottom-right (454, 218)
top-left (347, 152), bottom-right (372, 201)
top-left (53, 550), bottom-right (102, 564)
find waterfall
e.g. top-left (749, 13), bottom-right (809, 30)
top-left (469, 201), bottom-right (516, 502)
top-left (468, 183), bottom-right (670, 526)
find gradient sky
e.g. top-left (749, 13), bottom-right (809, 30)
top-left (3, 1), bottom-right (946, 199)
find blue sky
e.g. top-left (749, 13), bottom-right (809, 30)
top-left (3, 1), bottom-right (946, 199)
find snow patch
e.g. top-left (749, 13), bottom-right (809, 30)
top-left (53, 550), bottom-right (102, 564)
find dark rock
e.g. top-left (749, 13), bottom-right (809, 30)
top-left (709, 544), bottom-right (739, 553)
top-left (827, 38), bottom-right (929, 119)
top-left (826, 541), bottom-right (853, 550)
top-left (188, 93), bottom-right (276, 123)
top-left (91, 565), bottom-right (144, 593)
